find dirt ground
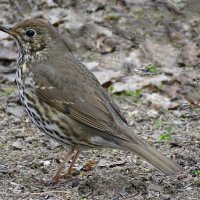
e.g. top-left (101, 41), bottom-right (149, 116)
top-left (0, 0), bottom-right (199, 199)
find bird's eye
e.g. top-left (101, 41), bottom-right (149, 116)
top-left (25, 29), bottom-right (36, 37)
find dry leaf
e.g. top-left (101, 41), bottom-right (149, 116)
top-left (82, 160), bottom-right (97, 171)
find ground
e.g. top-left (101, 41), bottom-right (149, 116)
top-left (0, 0), bottom-right (199, 199)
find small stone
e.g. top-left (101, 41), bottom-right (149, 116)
top-left (129, 110), bottom-right (139, 117)
top-left (43, 160), bottom-right (51, 166)
top-left (147, 109), bottom-right (159, 117)
top-left (12, 139), bottom-right (24, 149)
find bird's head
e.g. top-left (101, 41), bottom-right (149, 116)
top-left (0, 19), bottom-right (63, 57)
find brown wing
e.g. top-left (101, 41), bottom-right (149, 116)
top-left (30, 56), bottom-right (132, 141)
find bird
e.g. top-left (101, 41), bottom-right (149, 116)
top-left (0, 19), bottom-right (183, 182)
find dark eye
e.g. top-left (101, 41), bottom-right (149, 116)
top-left (25, 29), bottom-right (36, 37)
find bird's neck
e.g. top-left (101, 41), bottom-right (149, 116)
top-left (18, 48), bottom-right (49, 64)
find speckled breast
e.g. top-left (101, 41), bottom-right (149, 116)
top-left (15, 55), bottom-right (74, 146)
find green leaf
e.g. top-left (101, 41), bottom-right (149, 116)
top-left (194, 170), bottom-right (200, 176)
top-left (108, 85), bottom-right (114, 94)
top-left (159, 133), bottom-right (173, 141)
top-left (145, 64), bottom-right (159, 74)
top-left (121, 89), bottom-right (142, 97)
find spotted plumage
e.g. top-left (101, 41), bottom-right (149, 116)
top-left (0, 19), bottom-right (183, 182)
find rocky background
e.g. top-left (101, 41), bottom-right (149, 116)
top-left (0, 0), bottom-right (199, 199)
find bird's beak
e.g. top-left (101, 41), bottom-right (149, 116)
top-left (0, 25), bottom-right (17, 36)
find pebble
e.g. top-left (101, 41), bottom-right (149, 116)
top-left (43, 160), bottom-right (51, 166)
top-left (12, 139), bottom-right (24, 149)
top-left (147, 109), bottom-right (159, 117)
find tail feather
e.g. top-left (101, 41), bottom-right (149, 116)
top-left (124, 141), bottom-right (183, 175)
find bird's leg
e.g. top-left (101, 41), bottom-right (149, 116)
top-left (63, 150), bottom-right (81, 177)
top-left (51, 147), bottom-right (75, 182)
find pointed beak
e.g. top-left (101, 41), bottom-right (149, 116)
top-left (0, 25), bottom-right (17, 36)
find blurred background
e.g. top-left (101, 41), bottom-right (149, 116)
top-left (0, 0), bottom-right (199, 199)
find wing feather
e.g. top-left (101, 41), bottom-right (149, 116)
top-left (30, 58), bottom-right (132, 142)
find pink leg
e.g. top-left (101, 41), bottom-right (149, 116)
top-left (64, 150), bottom-right (81, 177)
top-left (51, 147), bottom-right (75, 182)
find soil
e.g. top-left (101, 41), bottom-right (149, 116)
top-left (0, 0), bottom-right (199, 199)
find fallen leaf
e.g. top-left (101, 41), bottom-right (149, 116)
top-left (144, 93), bottom-right (179, 110)
top-left (82, 160), bottom-right (97, 171)
top-left (5, 104), bottom-right (25, 118)
top-left (112, 74), bottom-right (170, 93)
top-left (0, 47), bottom-right (17, 61)
top-left (94, 69), bottom-right (123, 85)
top-left (97, 159), bottom-right (126, 168)
top-left (142, 38), bottom-right (179, 68)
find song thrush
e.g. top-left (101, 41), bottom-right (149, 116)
top-left (0, 19), bottom-right (183, 182)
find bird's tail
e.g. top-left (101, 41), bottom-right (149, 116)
top-left (123, 139), bottom-right (183, 175)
